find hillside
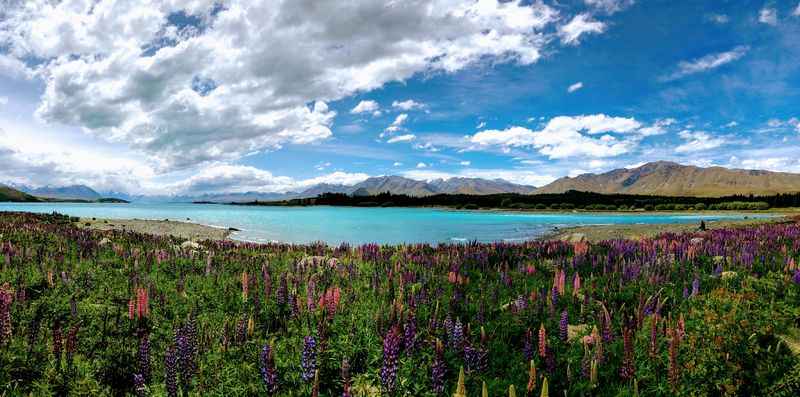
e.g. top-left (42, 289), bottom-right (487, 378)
top-left (536, 161), bottom-right (800, 197)
top-left (0, 185), bottom-right (40, 202)
top-left (20, 184), bottom-right (102, 201)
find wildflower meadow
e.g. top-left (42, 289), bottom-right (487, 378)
top-left (0, 211), bottom-right (799, 396)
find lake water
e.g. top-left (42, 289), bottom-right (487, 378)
top-left (0, 202), bottom-right (771, 244)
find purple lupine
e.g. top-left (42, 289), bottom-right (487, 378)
top-left (301, 336), bottom-right (317, 382)
top-left (691, 277), bottom-right (700, 297)
top-left (260, 344), bottom-right (278, 394)
top-left (559, 310), bottom-right (568, 341)
top-left (380, 326), bottom-right (401, 393)
top-left (66, 323), bottom-right (79, 368)
top-left (277, 273), bottom-right (288, 305)
top-left (523, 328), bottom-right (534, 361)
top-left (138, 331), bottom-right (151, 383)
top-left (449, 318), bottom-right (464, 350)
top-left (403, 312), bottom-right (417, 354)
top-left (165, 346), bottom-right (178, 397)
top-left (52, 320), bottom-right (62, 368)
top-left (463, 343), bottom-right (487, 375)
top-left (431, 340), bottom-right (446, 395)
top-left (133, 373), bottom-right (148, 397)
top-left (792, 269), bottom-right (800, 285)
top-left (550, 286), bottom-right (559, 307)
top-left (620, 327), bottom-right (635, 380)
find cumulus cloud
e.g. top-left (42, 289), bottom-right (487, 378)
top-left (759, 7), bottom-right (777, 25)
top-left (637, 118), bottom-right (676, 136)
top-left (351, 100), bottom-right (380, 115)
top-left (391, 99), bottom-right (425, 111)
top-left (387, 134), bottom-right (416, 143)
top-left (0, 0), bottom-right (563, 169)
top-left (661, 46), bottom-right (749, 81)
top-left (584, 0), bottom-right (634, 14)
top-left (794, 3), bottom-right (800, 17)
top-left (567, 82), bottom-right (584, 93)
top-left (559, 14), bottom-right (606, 45)
top-left (674, 130), bottom-right (727, 153)
top-left (469, 114), bottom-right (643, 159)
top-left (168, 164), bottom-right (368, 195)
top-left (416, 162), bottom-right (428, 168)
top-left (384, 113), bottom-right (409, 134)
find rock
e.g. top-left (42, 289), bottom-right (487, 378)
top-left (181, 240), bottom-right (201, 250)
top-left (99, 238), bottom-right (112, 246)
top-left (228, 227), bottom-right (240, 232)
top-left (690, 237), bottom-right (704, 245)
top-left (563, 233), bottom-right (586, 243)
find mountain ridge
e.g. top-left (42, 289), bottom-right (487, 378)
top-left (535, 161), bottom-right (800, 197)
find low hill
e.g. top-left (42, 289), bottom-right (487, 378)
top-left (0, 185), bottom-right (40, 202)
top-left (536, 161), bottom-right (800, 197)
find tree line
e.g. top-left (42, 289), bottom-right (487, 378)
top-left (234, 190), bottom-right (800, 210)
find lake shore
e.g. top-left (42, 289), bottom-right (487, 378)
top-left (77, 217), bottom-right (232, 241)
top-left (543, 216), bottom-right (791, 242)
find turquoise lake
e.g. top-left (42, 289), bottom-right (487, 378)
top-left (0, 202), bottom-right (772, 245)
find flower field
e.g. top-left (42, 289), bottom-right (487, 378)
top-left (1, 211), bottom-right (799, 396)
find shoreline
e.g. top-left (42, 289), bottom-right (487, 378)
top-left (71, 213), bottom-right (793, 245)
top-left (77, 217), bottom-right (233, 241)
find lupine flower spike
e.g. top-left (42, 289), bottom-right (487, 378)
top-left (540, 377), bottom-right (548, 397)
top-left (453, 366), bottom-right (467, 397)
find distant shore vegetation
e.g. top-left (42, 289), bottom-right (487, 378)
top-left (230, 190), bottom-right (795, 211)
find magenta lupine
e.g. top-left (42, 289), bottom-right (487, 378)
top-left (380, 326), bottom-right (401, 393)
top-left (559, 310), bottom-right (568, 341)
top-left (0, 286), bottom-right (12, 344)
top-left (301, 336), bottom-right (317, 382)
top-left (260, 344), bottom-right (278, 394)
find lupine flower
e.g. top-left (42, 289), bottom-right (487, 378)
top-left (136, 287), bottom-right (149, 318)
top-left (165, 346), bottom-right (178, 397)
top-left (572, 272), bottom-right (581, 296)
top-left (523, 328), bottom-right (534, 361)
top-left (538, 324), bottom-right (547, 358)
top-left (138, 331), bottom-right (151, 383)
top-left (403, 311), bottom-right (417, 354)
top-left (52, 320), bottom-right (62, 367)
top-left (241, 271), bottom-right (249, 301)
top-left (128, 299), bottom-right (135, 320)
top-left (691, 277), bottom-right (700, 297)
top-left (301, 336), bottom-right (317, 382)
top-left (649, 314), bottom-right (659, 357)
top-left (0, 285), bottom-right (12, 344)
top-left (792, 269), bottom-right (800, 285)
top-left (668, 327), bottom-right (680, 390)
top-left (620, 327), bottom-right (635, 380)
top-left (526, 360), bottom-right (537, 394)
top-left (341, 358), bottom-right (352, 397)
top-left (66, 323), bottom-right (80, 367)
top-left (277, 274), bottom-right (288, 305)
top-left (133, 373), bottom-right (148, 397)
top-left (380, 326), bottom-right (401, 393)
top-left (431, 339), bottom-right (446, 395)
top-left (453, 366), bottom-right (467, 397)
top-left (540, 377), bottom-right (549, 397)
top-left (450, 318), bottom-right (464, 350)
top-left (559, 310), bottom-right (568, 341)
top-left (260, 344), bottom-right (278, 394)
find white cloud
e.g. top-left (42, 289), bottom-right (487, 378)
top-left (0, 54), bottom-right (34, 79)
top-left (794, 3), bottom-right (800, 17)
top-left (662, 46), bottom-right (749, 81)
top-left (459, 161), bottom-right (471, 166)
top-left (314, 161), bottom-right (332, 171)
top-left (0, 97), bottom-right (7, 106)
top-left (724, 121), bottom-right (738, 128)
top-left (384, 113), bottom-right (409, 133)
top-left (391, 99), bottom-right (425, 111)
top-left (674, 130), bottom-right (727, 153)
top-left (393, 162), bottom-right (403, 167)
top-left (402, 168), bottom-right (556, 187)
top-left (559, 14), bottom-right (606, 45)
top-left (708, 14), bottom-right (729, 24)
top-left (416, 162), bottom-right (427, 168)
top-left (351, 100), bottom-right (380, 115)
top-left (168, 164), bottom-right (368, 195)
top-left (476, 121), bottom-right (486, 129)
top-left (567, 81), bottom-right (584, 93)
top-left (469, 114), bottom-right (643, 159)
top-left (759, 7), bottom-right (777, 25)
top-left (637, 118), bottom-right (676, 136)
top-left (0, 0), bottom-right (561, 170)
top-left (584, 0), bottom-right (634, 14)
top-left (387, 134), bottom-right (416, 143)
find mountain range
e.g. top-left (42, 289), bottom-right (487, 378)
top-left (4, 162), bottom-right (800, 203)
top-left (535, 161), bottom-right (800, 197)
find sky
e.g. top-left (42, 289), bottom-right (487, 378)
top-left (1, 0), bottom-right (800, 196)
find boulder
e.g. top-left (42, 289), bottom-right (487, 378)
top-left (181, 240), bottom-right (201, 250)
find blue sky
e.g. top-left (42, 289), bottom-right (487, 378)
top-left (1, 0), bottom-right (799, 195)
